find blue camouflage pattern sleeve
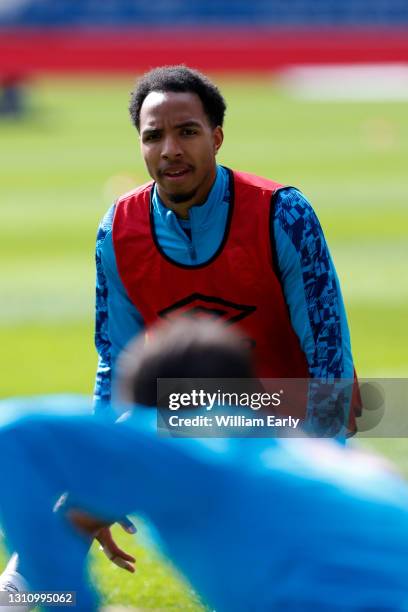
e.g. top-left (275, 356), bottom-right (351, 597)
top-left (273, 188), bottom-right (354, 435)
top-left (93, 204), bottom-right (145, 419)
top-left (93, 206), bottom-right (115, 418)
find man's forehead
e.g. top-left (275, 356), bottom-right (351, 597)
top-left (140, 91), bottom-right (207, 127)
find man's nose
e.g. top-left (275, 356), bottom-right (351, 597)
top-left (161, 134), bottom-right (182, 159)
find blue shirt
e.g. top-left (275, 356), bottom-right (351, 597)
top-left (94, 166), bottom-right (354, 428)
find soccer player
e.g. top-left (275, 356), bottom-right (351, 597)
top-left (94, 64), bottom-right (358, 436)
top-left (0, 319), bottom-right (407, 612)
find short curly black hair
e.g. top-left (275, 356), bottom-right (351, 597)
top-left (129, 65), bottom-right (226, 132)
top-left (117, 317), bottom-right (254, 407)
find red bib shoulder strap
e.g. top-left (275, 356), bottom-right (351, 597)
top-left (232, 169), bottom-right (284, 194)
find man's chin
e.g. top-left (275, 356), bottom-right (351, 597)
top-left (167, 189), bottom-right (197, 204)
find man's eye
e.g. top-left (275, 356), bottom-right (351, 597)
top-left (144, 133), bottom-right (160, 142)
top-left (181, 128), bottom-right (198, 136)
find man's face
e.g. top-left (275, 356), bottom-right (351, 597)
top-left (139, 91), bottom-right (223, 210)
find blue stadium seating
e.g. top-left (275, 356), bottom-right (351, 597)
top-left (1, 0), bottom-right (407, 27)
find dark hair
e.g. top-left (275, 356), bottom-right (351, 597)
top-left (129, 65), bottom-right (226, 131)
top-left (117, 317), bottom-right (254, 407)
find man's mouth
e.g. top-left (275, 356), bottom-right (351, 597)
top-left (162, 166), bottom-right (192, 180)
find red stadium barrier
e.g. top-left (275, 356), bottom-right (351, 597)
top-left (1, 28), bottom-right (408, 73)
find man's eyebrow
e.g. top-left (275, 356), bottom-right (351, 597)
top-left (142, 127), bottom-right (162, 135)
top-left (141, 121), bottom-right (202, 136)
top-left (174, 120), bottom-right (202, 128)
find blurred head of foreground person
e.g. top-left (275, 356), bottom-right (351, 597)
top-left (116, 316), bottom-right (256, 408)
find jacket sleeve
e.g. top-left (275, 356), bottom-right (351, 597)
top-left (93, 217), bottom-right (113, 418)
top-left (93, 205), bottom-right (145, 419)
top-left (272, 188), bottom-right (355, 435)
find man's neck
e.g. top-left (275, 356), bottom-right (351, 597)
top-left (163, 199), bottom-right (196, 220)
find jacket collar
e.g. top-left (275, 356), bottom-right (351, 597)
top-left (152, 165), bottom-right (229, 229)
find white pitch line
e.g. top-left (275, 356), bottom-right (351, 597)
top-left (279, 64), bottom-right (408, 101)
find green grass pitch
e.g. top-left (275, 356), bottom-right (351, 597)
top-left (1, 75), bottom-right (408, 609)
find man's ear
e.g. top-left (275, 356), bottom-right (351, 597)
top-left (213, 126), bottom-right (224, 155)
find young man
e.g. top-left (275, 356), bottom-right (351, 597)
top-left (94, 65), bottom-right (358, 435)
top-left (0, 319), bottom-right (407, 612)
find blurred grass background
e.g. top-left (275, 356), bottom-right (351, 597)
top-left (1, 76), bottom-right (407, 608)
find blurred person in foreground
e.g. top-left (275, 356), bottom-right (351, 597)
top-left (94, 64), bottom-right (360, 436)
top-left (0, 319), bottom-right (407, 611)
